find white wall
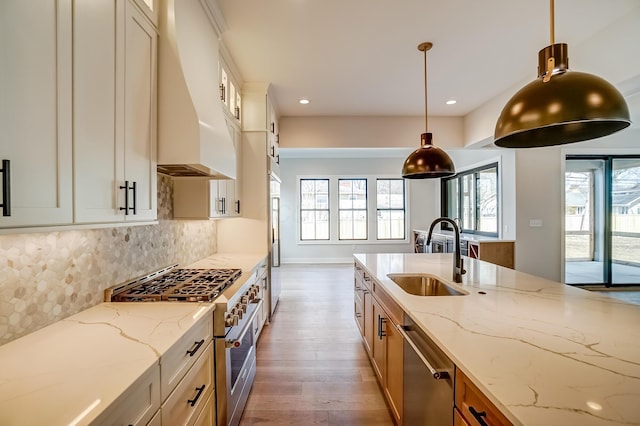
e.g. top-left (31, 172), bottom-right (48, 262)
top-left (278, 152), bottom-right (438, 263)
top-left (280, 115), bottom-right (464, 149)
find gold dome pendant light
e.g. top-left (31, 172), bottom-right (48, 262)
top-left (402, 42), bottom-right (455, 179)
top-left (494, 0), bottom-right (631, 148)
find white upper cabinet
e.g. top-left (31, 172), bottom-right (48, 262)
top-left (219, 59), bottom-right (242, 126)
top-left (0, 0), bottom-right (73, 229)
top-left (242, 83), bottom-right (280, 177)
top-left (74, 0), bottom-right (157, 223)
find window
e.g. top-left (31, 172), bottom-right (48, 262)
top-left (297, 176), bottom-right (408, 243)
top-left (338, 179), bottom-right (368, 240)
top-left (300, 179), bottom-right (329, 240)
top-left (442, 163), bottom-right (498, 236)
top-left (376, 179), bottom-right (406, 240)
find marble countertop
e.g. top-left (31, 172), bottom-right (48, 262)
top-left (0, 252), bottom-right (265, 426)
top-left (354, 253), bottom-right (640, 426)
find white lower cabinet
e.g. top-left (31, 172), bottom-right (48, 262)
top-left (193, 393), bottom-right (215, 426)
top-left (161, 342), bottom-right (214, 426)
top-left (92, 363), bottom-right (161, 426)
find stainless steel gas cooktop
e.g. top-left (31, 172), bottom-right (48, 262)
top-left (106, 265), bottom-right (242, 303)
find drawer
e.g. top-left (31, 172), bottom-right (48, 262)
top-left (147, 410), bottom-right (161, 426)
top-left (454, 407), bottom-right (471, 426)
top-left (193, 392), bottom-right (215, 426)
top-left (162, 341), bottom-right (214, 426)
top-left (371, 279), bottom-right (402, 326)
top-left (455, 368), bottom-right (512, 426)
top-left (92, 363), bottom-right (161, 426)
top-left (160, 313), bottom-right (213, 400)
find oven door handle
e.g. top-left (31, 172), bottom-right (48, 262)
top-left (225, 299), bottom-right (263, 349)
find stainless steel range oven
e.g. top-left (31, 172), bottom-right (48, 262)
top-left (105, 264), bottom-right (262, 426)
top-left (214, 282), bottom-right (263, 426)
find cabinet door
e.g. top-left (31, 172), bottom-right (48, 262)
top-left (385, 317), bottom-right (403, 424)
top-left (371, 299), bottom-right (386, 382)
top-left (73, 0), bottom-right (123, 223)
top-left (0, 0), bottom-right (73, 228)
top-left (74, 0), bottom-right (157, 223)
top-left (123, 0), bottom-right (157, 221)
top-left (209, 180), bottom-right (223, 218)
top-left (363, 288), bottom-right (374, 355)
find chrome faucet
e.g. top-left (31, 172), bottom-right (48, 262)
top-left (426, 217), bottom-right (466, 283)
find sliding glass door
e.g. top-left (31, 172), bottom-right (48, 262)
top-left (564, 156), bottom-right (640, 286)
top-left (612, 159), bottom-right (640, 284)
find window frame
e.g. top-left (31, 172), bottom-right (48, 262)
top-left (338, 178), bottom-right (368, 241)
top-left (296, 175), bottom-right (409, 244)
top-left (440, 162), bottom-right (499, 237)
top-left (376, 178), bottom-right (407, 241)
top-left (299, 178), bottom-right (330, 241)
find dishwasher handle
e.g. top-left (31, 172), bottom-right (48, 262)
top-left (397, 324), bottom-right (450, 380)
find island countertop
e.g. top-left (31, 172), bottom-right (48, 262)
top-left (354, 253), bottom-right (640, 426)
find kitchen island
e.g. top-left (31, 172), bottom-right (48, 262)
top-left (355, 253), bottom-right (640, 426)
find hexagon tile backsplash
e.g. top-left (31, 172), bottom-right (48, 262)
top-left (0, 175), bottom-right (217, 345)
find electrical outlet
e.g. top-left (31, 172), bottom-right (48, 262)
top-left (529, 219), bottom-right (543, 227)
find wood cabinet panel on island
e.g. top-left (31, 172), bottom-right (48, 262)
top-left (354, 264), bottom-right (403, 424)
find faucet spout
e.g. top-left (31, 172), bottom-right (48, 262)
top-left (426, 217), bottom-right (466, 283)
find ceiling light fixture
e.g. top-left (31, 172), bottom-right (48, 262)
top-left (402, 42), bottom-right (455, 179)
top-left (446, 100), bottom-right (457, 105)
top-left (494, 0), bottom-right (630, 148)
top-left (299, 99), bottom-right (310, 105)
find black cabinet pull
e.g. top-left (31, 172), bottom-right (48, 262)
top-left (119, 180), bottom-right (130, 215)
top-left (469, 406), bottom-right (489, 426)
top-left (188, 384), bottom-right (206, 407)
top-left (186, 339), bottom-right (205, 357)
top-left (270, 145), bottom-right (275, 157)
top-left (219, 83), bottom-right (226, 101)
top-left (377, 315), bottom-right (387, 340)
top-left (131, 181), bottom-right (137, 215)
top-left (270, 122), bottom-right (275, 133)
top-left (235, 105), bottom-right (240, 120)
top-left (221, 197), bottom-right (226, 215)
top-left (119, 181), bottom-right (136, 215)
top-left (235, 200), bottom-right (240, 214)
top-left (276, 154), bottom-right (280, 165)
top-left (1, 159), bottom-right (10, 217)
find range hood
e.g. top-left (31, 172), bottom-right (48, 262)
top-left (157, 0), bottom-right (236, 179)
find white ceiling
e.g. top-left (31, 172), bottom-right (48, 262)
top-left (217, 0), bottom-right (638, 118)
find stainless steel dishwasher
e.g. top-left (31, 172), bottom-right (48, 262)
top-left (398, 315), bottom-right (454, 425)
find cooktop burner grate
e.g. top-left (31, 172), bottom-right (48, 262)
top-left (111, 268), bottom-right (242, 302)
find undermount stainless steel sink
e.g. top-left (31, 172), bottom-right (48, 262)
top-left (387, 274), bottom-right (467, 296)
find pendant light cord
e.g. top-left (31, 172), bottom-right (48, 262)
top-left (550, 0), bottom-right (555, 44)
top-left (423, 47), bottom-right (428, 133)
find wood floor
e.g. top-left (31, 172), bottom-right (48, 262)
top-left (240, 264), bottom-right (394, 425)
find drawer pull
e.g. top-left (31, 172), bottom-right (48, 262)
top-left (188, 384), bottom-right (206, 407)
top-left (186, 339), bottom-right (205, 357)
top-left (1, 159), bottom-right (10, 217)
top-left (469, 406), bottom-right (489, 426)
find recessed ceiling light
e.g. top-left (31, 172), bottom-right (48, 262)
top-left (299, 99), bottom-right (310, 105)
top-left (446, 100), bottom-right (457, 105)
